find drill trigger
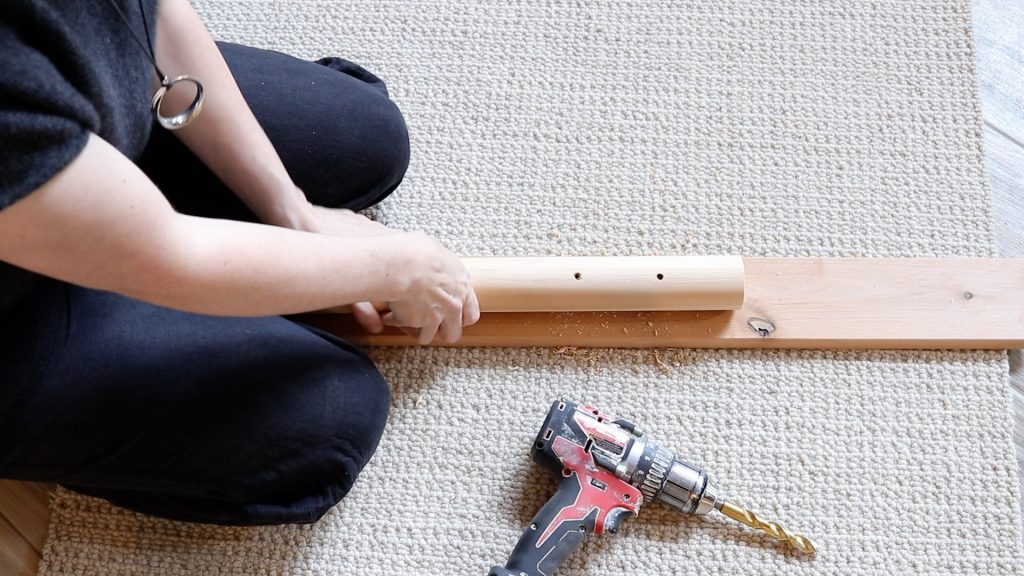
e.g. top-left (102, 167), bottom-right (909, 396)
top-left (604, 507), bottom-right (635, 534)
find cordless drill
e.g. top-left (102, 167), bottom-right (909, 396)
top-left (489, 400), bottom-right (815, 576)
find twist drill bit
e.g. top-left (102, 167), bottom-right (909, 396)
top-left (718, 501), bottom-right (817, 555)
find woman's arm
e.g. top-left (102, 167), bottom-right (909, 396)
top-left (0, 134), bottom-right (477, 341)
top-left (141, 1), bottom-right (479, 339)
top-left (152, 0), bottom-right (315, 230)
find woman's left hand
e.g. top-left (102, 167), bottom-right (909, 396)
top-left (298, 204), bottom-right (398, 333)
top-left (303, 205), bottom-right (397, 237)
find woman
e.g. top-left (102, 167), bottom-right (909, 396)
top-left (0, 0), bottom-right (479, 525)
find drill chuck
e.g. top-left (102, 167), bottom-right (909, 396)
top-left (616, 435), bottom-right (722, 516)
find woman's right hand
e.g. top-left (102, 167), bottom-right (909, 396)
top-left (383, 232), bottom-right (480, 344)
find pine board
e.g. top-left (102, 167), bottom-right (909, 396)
top-left (306, 257), bottom-right (1024, 349)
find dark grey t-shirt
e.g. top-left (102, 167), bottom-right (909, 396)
top-left (0, 0), bottom-right (157, 311)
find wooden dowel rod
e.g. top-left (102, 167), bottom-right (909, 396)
top-left (460, 256), bottom-right (745, 312)
top-left (326, 255), bottom-right (744, 313)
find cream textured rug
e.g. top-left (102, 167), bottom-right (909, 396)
top-left (39, 1), bottom-right (1024, 574)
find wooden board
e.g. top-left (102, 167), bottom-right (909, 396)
top-left (301, 258), bottom-right (1024, 349)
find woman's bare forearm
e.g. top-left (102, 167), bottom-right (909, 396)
top-left (0, 135), bottom-right (408, 316)
top-left (158, 215), bottom-right (408, 315)
top-left (153, 0), bottom-right (314, 230)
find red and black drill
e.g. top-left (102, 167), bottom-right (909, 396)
top-left (489, 400), bottom-right (815, 576)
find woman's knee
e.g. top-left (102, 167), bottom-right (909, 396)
top-left (325, 352), bottom-right (392, 474)
top-left (314, 57), bottom-right (410, 182)
top-left (288, 64), bottom-right (410, 212)
top-left (172, 361), bottom-right (391, 526)
top-left (364, 98), bottom-right (410, 203)
top-left (188, 352), bottom-right (392, 526)
top-left (275, 353), bottom-right (390, 523)
top-left (294, 94), bottom-right (410, 212)
top-left (222, 43), bottom-right (410, 212)
top-left (332, 94), bottom-right (410, 211)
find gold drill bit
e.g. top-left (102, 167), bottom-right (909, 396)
top-left (719, 501), bottom-right (817, 555)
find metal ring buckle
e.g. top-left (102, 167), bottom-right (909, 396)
top-left (151, 75), bottom-right (205, 130)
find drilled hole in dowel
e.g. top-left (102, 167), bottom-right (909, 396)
top-left (574, 272), bottom-right (582, 280)
top-left (656, 273), bottom-right (664, 280)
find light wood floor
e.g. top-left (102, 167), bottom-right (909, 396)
top-left (0, 482), bottom-right (51, 576)
top-left (2, 2), bottom-right (1023, 574)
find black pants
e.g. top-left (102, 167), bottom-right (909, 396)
top-left (0, 43), bottom-right (410, 525)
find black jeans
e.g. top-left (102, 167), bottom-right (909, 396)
top-left (0, 43), bottom-right (410, 525)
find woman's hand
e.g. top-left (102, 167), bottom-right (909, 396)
top-left (303, 204), bottom-right (396, 237)
top-left (384, 232), bottom-right (480, 344)
top-left (300, 203), bottom-right (401, 334)
top-left (297, 211), bottom-right (478, 342)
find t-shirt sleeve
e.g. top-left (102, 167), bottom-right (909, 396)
top-left (0, 24), bottom-right (95, 212)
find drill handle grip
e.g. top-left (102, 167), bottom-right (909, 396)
top-left (490, 473), bottom-right (631, 576)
